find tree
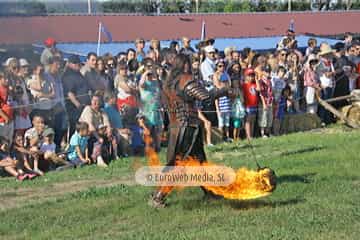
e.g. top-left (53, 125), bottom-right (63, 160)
top-left (100, 0), bottom-right (358, 14)
top-left (345, 0), bottom-right (353, 10)
top-left (0, 0), bottom-right (46, 16)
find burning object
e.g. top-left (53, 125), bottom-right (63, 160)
top-left (143, 143), bottom-right (276, 200)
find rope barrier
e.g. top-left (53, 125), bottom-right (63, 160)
top-left (5, 72), bottom-right (350, 114)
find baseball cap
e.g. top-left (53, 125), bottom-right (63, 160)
top-left (67, 55), bottom-right (81, 64)
top-left (97, 124), bottom-right (107, 130)
top-left (244, 68), bottom-right (255, 76)
top-left (43, 128), bottom-right (55, 137)
top-left (204, 45), bottom-right (216, 53)
top-left (334, 42), bottom-right (345, 52)
top-left (44, 37), bottom-right (56, 47)
top-left (19, 58), bottom-right (29, 67)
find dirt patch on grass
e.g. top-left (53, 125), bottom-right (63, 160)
top-left (0, 176), bottom-right (136, 211)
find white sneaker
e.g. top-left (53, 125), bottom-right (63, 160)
top-left (96, 156), bottom-right (108, 168)
top-left (207, 143), bottom-right (214, 147)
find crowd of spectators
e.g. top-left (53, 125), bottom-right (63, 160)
top-left (1, 31), bottom-right (359, 180)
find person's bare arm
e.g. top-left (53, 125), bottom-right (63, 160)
top-left (139, 71), bottom-right (150, 89)
top-left (260, 95), bottom-right (267, 108)
top-left (215, 99), bottom-right (220, 114)
top-left (0, 157), bottom-right (17, 167)
top-left (13, 145), bottom-right (32, 155)
top-left (103, 112), bottom-right (111, 129)
top-left (28, 78), bottom-right (42, 91)
top-left (85, 147), bottom-right (90, 163)
top-left (118, 80), bottom-right (132, 93)
top-left (0, 109), bottom-right (9, 123)
top-left (23, 155), bottom-right (33, 171)
top-left (213, 72), bottom-right (220, 89)
top-left (75, 145), bottom-right (87, 163)
top-left (67, 92), bottom-right (81, 109)
top-left (255, 79), bottom-right (261, 92)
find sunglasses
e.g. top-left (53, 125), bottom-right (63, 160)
top-left (217, 65), bottom-right (224, 68)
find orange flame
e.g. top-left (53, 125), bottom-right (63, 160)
top-left (144, 135), bottom-right (161, 166)
top-left (174, 156), bottom-right (276, 200)
top-left (143, 133), bottom-right (276, 199)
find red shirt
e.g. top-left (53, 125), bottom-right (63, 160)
top-left (116, 96), bottom-right (138, 111)
top-left (242, 82), bottom-right (258, 108)
top-left (0, 85), bottom-right (13, 122)
top-left (0, 85), bottom-right (7, 103)
top-left (259, 77), bottom-right (273, 106)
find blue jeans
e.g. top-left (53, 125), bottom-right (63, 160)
top-left (318, 87), bottom-right (333, 124)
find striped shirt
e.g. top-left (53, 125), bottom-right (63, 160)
top-left (218, 96), bottom-right (232, 113)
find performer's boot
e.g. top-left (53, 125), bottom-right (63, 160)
top-left (148, 191), bottom-right (167, 208)
top-left (201, 187), bottom-right (223, 200)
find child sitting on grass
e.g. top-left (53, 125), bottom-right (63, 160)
top-left (40, 128), bottom-right (73, 171)
top-left (91, 124), bottom-right (114, 168)
top-left (24, 115), bottom-right (48, 176)
top-left (0, 137), bottom-right (28, 181)
top-left (67, 122), bottom-right (91, 167)
top-left (11, 132), bottom-right (38, 179)
top-left (103, 92), bottom-right (131, 158)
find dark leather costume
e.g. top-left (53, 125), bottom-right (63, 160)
top-left (150, 73), bottom-right (229, 207)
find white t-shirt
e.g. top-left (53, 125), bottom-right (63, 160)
top-left (40, 142), bottom-right (56, 153)
top-left (271, 77), bottom-right (286, 101)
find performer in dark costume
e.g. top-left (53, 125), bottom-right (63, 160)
top-left (149, 54), bottom-right (232, 208)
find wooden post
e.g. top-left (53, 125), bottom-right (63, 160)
top-left (317, 96), bottom-right (359, 129)
top-left (325, 95), bottom-right (353, 104)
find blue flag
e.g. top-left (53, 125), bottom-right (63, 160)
top-left (289, 19), bottom-right (295, 32)
top-left (100, 23), bottom-right (112, 42)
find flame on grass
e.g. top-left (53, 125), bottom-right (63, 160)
top-left (144, 135), bottom-right (276, 199)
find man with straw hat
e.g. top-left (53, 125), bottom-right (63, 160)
top-left (316, 43), bottom-right (336, 125)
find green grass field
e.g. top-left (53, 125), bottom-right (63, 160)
top-left (0, 126), bottom-right (359, 240)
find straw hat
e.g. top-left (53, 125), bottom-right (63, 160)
top-left (224, 46), bottom-right (236, 56)
top-left (2, 57), bottom-right (17, 67)
top-left (319, 43), bottom-right (334, 56)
